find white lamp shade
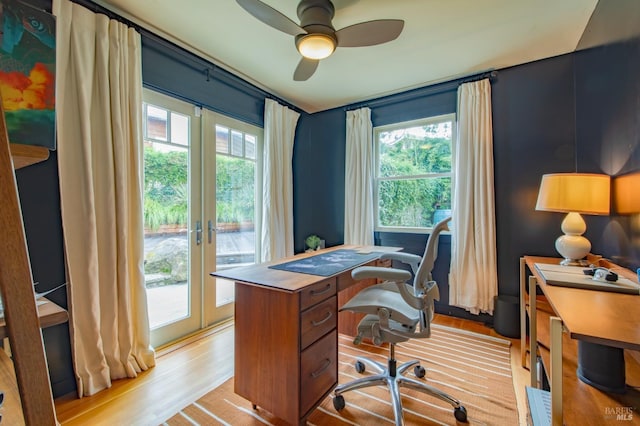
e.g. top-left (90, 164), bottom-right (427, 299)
top-left (535, 173), bottom-right (610, 215)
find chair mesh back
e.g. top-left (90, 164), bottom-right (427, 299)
top-left (413, 217), bottom-right (451, 291)
top-left (414, 217), bottom-right (449, 335)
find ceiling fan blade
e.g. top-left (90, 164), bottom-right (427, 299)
top-left (236, 0), bottom-right (306, 36)
top-left (293, 57), bottom-right (319, 81)
top-left (336, 19), bottom-right (404, 47)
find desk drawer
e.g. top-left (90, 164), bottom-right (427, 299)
top-left (300, 330), bottom-right (337, 415)
top-left (301, 296), bottom-right (337, 350)
top-left (300, 278), bottom-right (336, 311)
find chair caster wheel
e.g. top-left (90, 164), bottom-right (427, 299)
top-left (454, 405), bottom-right (467, 422)
top-left (333, 395), bottom-right (345, 411)
top-left (414, 365), bottom-right (426, 378)
top-left (355, 360), bottom-right (366, 374)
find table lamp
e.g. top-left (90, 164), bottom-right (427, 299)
top-left (535, 173), bottom-right (610, 265)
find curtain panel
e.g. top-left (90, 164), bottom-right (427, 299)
top-left (449, 78), bottom-right (498, 315)
top-left (344, 107), bottom-right (374, 245)
top-left (261, 99), bottom-right (300, 261)
top-left (54, 0), bottom-right (155, 397)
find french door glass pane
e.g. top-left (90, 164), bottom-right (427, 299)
top-left (215, 129), bottom-right (257, 306)
top-left (245, 135), bottom-right (256, 159)
top-left (231, 130), bottom-right (243, 156)
top-left (216, 125), bottom-right (229, 153)
top-left (170, 113), bottom-right (189, 146)
top-left (143, 104), bottom-right (191, 329)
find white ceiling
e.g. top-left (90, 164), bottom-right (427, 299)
top-left (95, 0), bottom-right (598, 113)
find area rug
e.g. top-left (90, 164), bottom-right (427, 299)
top-left (162, 324), bottom-right (518, 425)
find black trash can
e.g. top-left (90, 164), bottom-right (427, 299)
top-left (577, 341), bottom-right (626, 393)
top-left (493, 295), bottom-right (520, 338)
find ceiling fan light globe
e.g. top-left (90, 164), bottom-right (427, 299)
top-left (297, 33), bottom-right (335, 59)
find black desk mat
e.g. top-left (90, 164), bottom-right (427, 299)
top-left (269, 249), bottom-right (381, 276)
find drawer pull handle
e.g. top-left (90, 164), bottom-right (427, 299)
top-left (310, 283), bottom-right (332, 296)
top-left (311, 311), bottom-right (333, 326)
top-left (311, 359), bottom-right (332, 378)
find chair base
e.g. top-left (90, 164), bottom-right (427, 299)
top-left (333, 353), bottom-right (467, 425)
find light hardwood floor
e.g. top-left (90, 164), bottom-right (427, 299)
top-left (54, 315), bottom-right (529, 425)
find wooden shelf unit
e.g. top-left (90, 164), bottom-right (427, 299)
top-left (0, 298), bottom-right (68, 341)
top-left (9, 143), bottom-right (49, 169)
top-left (0, 98), bottom-right (59, 425)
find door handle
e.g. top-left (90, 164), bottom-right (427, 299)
top-left (208, 220), bottom-right (215, 244)
top-left (195, 220), bottom-right (202, 245)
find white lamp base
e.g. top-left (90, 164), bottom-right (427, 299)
top-left (555, 212), bottom-right (591, 266)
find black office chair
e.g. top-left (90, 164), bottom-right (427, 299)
top-left (332, 217), bottom-right (467, 425)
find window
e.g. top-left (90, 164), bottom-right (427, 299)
top-left (374, 114), bottom-right (455, 232)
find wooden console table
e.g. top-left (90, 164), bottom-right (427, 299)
top-left (212, 245), bottom-right (398, 425)
top-left (521, 256), bottom-right (640, 425)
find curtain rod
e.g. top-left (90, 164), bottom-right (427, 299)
top-left (70, 0), bottom-right (142, 30)
top-left (458, 70), bottom-right (498, 85)
top-left (344, 70), bottom-right (498, 112)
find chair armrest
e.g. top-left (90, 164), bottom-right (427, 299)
top-left (352, 266), bottom-right (420, 309)
top-left (381, 252), bottom-right (422, 274)
top-left (352, 266), bottom-right (412, 283)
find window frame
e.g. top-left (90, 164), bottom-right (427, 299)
top-left (373, 113), bottom-right (456, 234)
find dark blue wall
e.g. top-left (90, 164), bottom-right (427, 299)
top-left (574, 38), bottom-right (640, 269)
top-left (492, 54), bottom-right (577, 298)
top-left (294, 109), bottom-right (347, 251)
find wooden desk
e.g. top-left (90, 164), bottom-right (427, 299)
top-left (521, 256), bottom-right (640, 425)
top-left (212, 245), bottom-right (399, 425)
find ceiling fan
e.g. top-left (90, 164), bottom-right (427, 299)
top-left (236, 0), bottom-right (405, 81)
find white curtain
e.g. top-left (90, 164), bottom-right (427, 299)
top-left (261, 99), bottom-right (300, 261)
top-left (344, 107), bottom-right (374, 245)
top-left (54, 0), bottom-right (155, 397)
top-left (449, 78), bottom-right (498, 314)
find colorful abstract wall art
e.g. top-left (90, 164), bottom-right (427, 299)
top-left (0, 0), bottom-right (55, 149)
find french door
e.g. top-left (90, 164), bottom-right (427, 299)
top-left (142, 89), bottom-right (262, 347)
